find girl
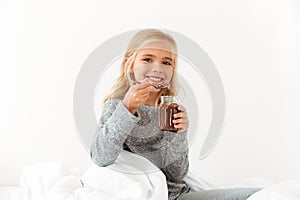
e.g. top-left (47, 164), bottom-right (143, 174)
top-left (90, 29), bottom-right (260, 200)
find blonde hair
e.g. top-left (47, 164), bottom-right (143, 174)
top-left (104, 29), bottom-right (179, 104)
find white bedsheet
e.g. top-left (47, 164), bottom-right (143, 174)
top-left (19, 150), bottom-right (169, 200)
top-left (1, 150), bottom-right (300, 200)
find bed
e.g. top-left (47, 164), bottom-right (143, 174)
top-left (1, 150), bottom-right (299, 200)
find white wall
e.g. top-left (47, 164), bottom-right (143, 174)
top-left (1, 0), bottom-right (300, 186)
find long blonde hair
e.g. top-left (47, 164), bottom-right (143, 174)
top-left (104, 29), bottom-right (179, 104)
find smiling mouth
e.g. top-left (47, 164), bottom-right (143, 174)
top-left (146, 76), bottom-right (164, 82)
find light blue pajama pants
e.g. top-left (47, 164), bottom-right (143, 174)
top-left (177, 187), bottom-right (261, 200)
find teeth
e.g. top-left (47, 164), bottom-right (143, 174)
top-left (148, 76), bottom-right (163, 82)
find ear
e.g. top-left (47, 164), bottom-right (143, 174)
top-left (123, 56), bottom-right (129, 64)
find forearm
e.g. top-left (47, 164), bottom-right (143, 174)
top-left (90, 100), bottom-right (139, 166)
top-left (90, 128), bottom-right (123, 166)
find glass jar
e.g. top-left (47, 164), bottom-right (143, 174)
top-left (158, 96), bottom-right (180, 132)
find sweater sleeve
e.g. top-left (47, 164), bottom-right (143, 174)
top-left (161, 131), bottom-right (189, 182)
top-left (90, 99), bottom-right (140, 167)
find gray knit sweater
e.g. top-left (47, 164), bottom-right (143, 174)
top-left (90, 98), bottom-right (191, 200)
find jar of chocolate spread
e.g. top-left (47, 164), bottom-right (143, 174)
top-left (158, 96), bottom-right (180, 132)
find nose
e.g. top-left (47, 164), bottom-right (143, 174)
top-left (150, 63), bottom-right (163, 73)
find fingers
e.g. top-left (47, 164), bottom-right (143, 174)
top-left (135, 82), bottom-right (152, 92)
top-left (138, 81), bottom-right (151, 88)
top-left (173, 106), bottom-right (187, 119)
top-left (128, 82), bottom-right (153, 105)
top-left (173, 117), bottom-right (189, 125)
top-left (174, 124), bottom-right (188, 133)
top-left (132, 78), bottom-right (161, 95)
top-left (173, 112), bottom-right (185, 118)
top-left (173, 118), bottom-right (189, 132)
top-left (177, 106), bottom-right (186, 112)
top-left (173, 120), bottom-right (189, 133)
top-left (173, 105), bottom-right (189, 133)
top-left (149, 85), bottom-right (161, 93)
top-left (177, 127), bottom-right (187, 133)
top-left (123, 81), bottom-right (156, 114)
top-left (135, 84), bottom-right (152, 96)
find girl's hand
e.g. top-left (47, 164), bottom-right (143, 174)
top-left (173, 106), bottom-right (189, 133)
top-left (122, 81), bottom-right (158, 114)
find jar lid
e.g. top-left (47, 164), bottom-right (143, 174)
top-left (160, 95), bottom-right (178, 103)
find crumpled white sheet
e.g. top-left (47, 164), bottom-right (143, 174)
top-left (0, 186), bottom-right (29, 200)
top-left (3, 150), bottom-right (300, 200)
top-left (19, 150), bottom-right (169, 200)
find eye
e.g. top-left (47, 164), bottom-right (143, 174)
top-left (162, 61), bottom-right (172, 66)
top-left (142, 58), bottom-right (152, 63)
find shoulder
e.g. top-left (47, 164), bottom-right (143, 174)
top-left (104, 98), bottom-right (121, 107)
top-left (102, 98), bottom-right (126, 114)
top-left (99, 99), bottom-right (122, 122)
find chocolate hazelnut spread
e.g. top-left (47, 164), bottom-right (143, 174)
top-left (158, 96), bottom-right (180, 132)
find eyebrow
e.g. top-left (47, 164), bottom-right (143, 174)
top-left (141, 54), bottom-right (173, 61)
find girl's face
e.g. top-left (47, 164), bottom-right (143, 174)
top-left (131, 41), bottom-right (175, 87)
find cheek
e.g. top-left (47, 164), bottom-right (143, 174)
top-left (165, 69), bottom-right (174, 82)
top-left (132, 61), bottom-right (146, 73)
top-left (134, 67), bottom-right (145, 75)
top-left (133, 66), bottom-right (149, 80)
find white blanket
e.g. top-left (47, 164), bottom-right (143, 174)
top-left (2, 150), bottom-right (300, 200)
top-left (19, 150), bottom-right (169, 200)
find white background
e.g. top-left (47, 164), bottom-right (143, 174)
top-left (1, 0), bottom-right (300, 187)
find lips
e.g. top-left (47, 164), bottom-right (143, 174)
top-left (146, 76), bottom-right (164, 83)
